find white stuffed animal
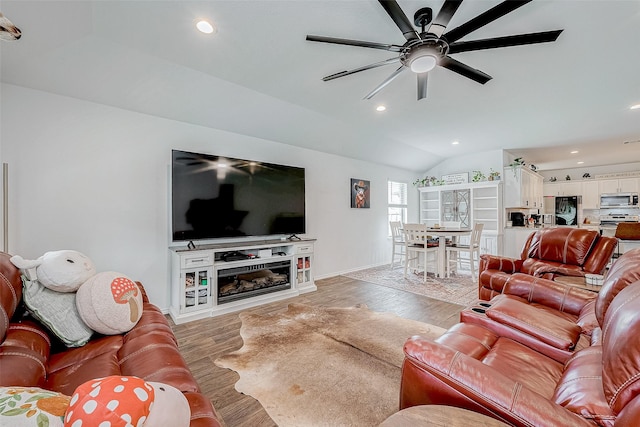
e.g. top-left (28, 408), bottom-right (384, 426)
top-left (10, 250), bottom-right (96, 292)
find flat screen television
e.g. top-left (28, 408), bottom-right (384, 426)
top-left (171, 150), bottom-right (306, 242)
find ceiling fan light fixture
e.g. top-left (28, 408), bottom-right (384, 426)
top-left (196, 20), bottom-right (216, 34)
top-left (410, 54), bottom-right (437, 73)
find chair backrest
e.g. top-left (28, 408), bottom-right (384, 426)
top-left (522, 227), bottom-right (600, 266)
top-left (615, 222), bottom-right (640, 240)
top-left (470, 223), bottom-right (484, 247)
top-left (402, 223), bottom-right (429, 246)
top-left (390, 221), bottom-right (403, 242)
top-left (441, 221), bottom-right (461, 229)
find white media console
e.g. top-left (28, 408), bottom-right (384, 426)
top-left (169, 238), bottom-right (316, 324)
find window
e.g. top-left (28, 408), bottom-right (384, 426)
top-left (388, 180), bottom-right (407, 235)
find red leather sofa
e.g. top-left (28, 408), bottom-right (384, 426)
top-left (479, 227), bottom-right (617, 300)
top-left (460, 245), bottom-right (640, 363)
top-left (400, 248), bottom-right (640, 426)
top-left (0, 252), bottom-right (223, 427)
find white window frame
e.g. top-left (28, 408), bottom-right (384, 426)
top-left (388, 180), bottom-right (408, 235)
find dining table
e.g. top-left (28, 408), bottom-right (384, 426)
top-left (425, 227), bottom-right (473, 278)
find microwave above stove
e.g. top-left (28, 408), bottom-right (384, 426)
top-left (600, 193), bottom-right (638, 208)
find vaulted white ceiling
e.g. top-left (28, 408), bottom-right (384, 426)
top-left (2, 0), bottom-right (639, 172)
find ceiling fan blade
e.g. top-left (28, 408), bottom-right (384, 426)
top-left (417, 72), bottom-right (428, 100)
top-left (306, 35), bottom-right (403, 52)
top-left (378, 0), bottom-right (419, 41)
top-left (444, 0), bottom-right (532, 43)
top-left (322, 57), bottom-right (400, 81)
top-left (439, 56), bottom-right (492, 84)
top-left (448, 30), bottom-right (563, 54)
top-left (428, 0), bottom-right (463, 38)
top-left (364, 66), bottom-right (407, 99)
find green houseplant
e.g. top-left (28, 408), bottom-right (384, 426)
top-left (472, 170), bottom-right (485, 182)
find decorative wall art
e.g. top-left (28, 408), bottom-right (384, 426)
top-left (351, 179), bottom-right (370, 209)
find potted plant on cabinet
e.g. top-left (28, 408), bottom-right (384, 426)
top-left (472, 170), bottom-right (486, 182)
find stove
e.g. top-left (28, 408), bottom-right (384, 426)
top-left (600, 214), bottom-right (640, 227)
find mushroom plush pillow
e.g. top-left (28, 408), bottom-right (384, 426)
top-left (76, 272), bottom-right (143, 335)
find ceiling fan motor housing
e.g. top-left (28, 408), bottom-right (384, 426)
top-left (400, 37), bottom-right (449, 72)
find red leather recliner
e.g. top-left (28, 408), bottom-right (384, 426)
top-left (479, 227), bottom-right (617, 300)
top-left (400, 248), bottom-right (640, 426)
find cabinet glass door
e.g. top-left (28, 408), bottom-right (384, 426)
top-left (441, 189), bottom-right (470, 228)
top-left (184, 268), bottom-right (211, 310)
top-left (296, 255), bottom-right (312, 285)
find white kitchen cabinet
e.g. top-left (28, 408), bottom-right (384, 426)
top-left (504, 166), bottom-right (543, 208)
top-left (600, 178), bottom-right (638, 194)
top-left (543, 181), bottom-right (582, 197)
top-left (582, 180), bottom-right (600, 209)
top-left (544, 182), bottom-right (562, 197)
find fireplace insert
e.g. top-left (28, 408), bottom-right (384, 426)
top-left (217, 259), bottom-right (291, 304)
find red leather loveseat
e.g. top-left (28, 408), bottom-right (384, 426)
top-left (479, 227), bottom-right (617, 300)
top-left (0, 252), bottom-right (223, 427)
top-left (400, 248), bottom-right (640, 426)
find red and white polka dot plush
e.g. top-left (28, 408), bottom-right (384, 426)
top-left (64, 376), bottom-right (190, 427)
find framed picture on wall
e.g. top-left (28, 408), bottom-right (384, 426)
top-left (351, 179), bottom-right (370, 209)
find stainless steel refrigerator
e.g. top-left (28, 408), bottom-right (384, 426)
top-left (555, 196), bottom-right (580, 226)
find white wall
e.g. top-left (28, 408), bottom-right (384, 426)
top-left (0, 84), bottom-right (419, 310)
top-left (423, 149), bottom-right (503, 181)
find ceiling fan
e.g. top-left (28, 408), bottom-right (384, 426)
top-left (306, 0), bottom-right (563, 100)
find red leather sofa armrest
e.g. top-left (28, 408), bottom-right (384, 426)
top-left (480, 254), bottom-right (523, 274)
top-left (486, 296), bottom-right (583, 351)
top-left (0, 321), bottom-right (51, 387)
top-left (401, 337), bottom-right (593, 427)
top-left (503, 273), bottom-right (597, 316)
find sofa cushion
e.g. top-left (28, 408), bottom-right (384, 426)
top-left (553, 347), bottom-right (615, 425)
top-left (22, 278), bottom-right (93, 347)
top-left (482, 338), bottom-right (564, 399)
top-left (45, 335), bottom-right (124, 396)
top-left (0, 386), bottom-right (70, 426)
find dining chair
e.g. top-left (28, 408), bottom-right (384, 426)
top-left (403, 223), bottom-right (438, 283)
top-left (446, 222), bottom-right (484, 280)
top-left (390, 221), bottom-right (405, 269)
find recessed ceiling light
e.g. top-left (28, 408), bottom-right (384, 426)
top-left (452, 141), bottom-right (459, 145)
top-left (577, 161), bottom-right (584, 164)
top-left (631, 104), bottom-right (640, 110)
top-left (570, 150), bottom-right (579, 154)
top-left (376, 105), bottom-right (386, 112)
top-left (196, 20), bottom-right (216, 34)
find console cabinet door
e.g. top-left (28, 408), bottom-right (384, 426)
top-left (181, 267), bottom-right (213, 313)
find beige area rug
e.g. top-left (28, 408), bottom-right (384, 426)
top-left (215, 303), bottom-right (445, 426)
top-left (343, 264), bottom-right (478, 306)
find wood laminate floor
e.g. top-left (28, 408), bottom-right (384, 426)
top-left (170, 274), bottom-right (465, 427)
